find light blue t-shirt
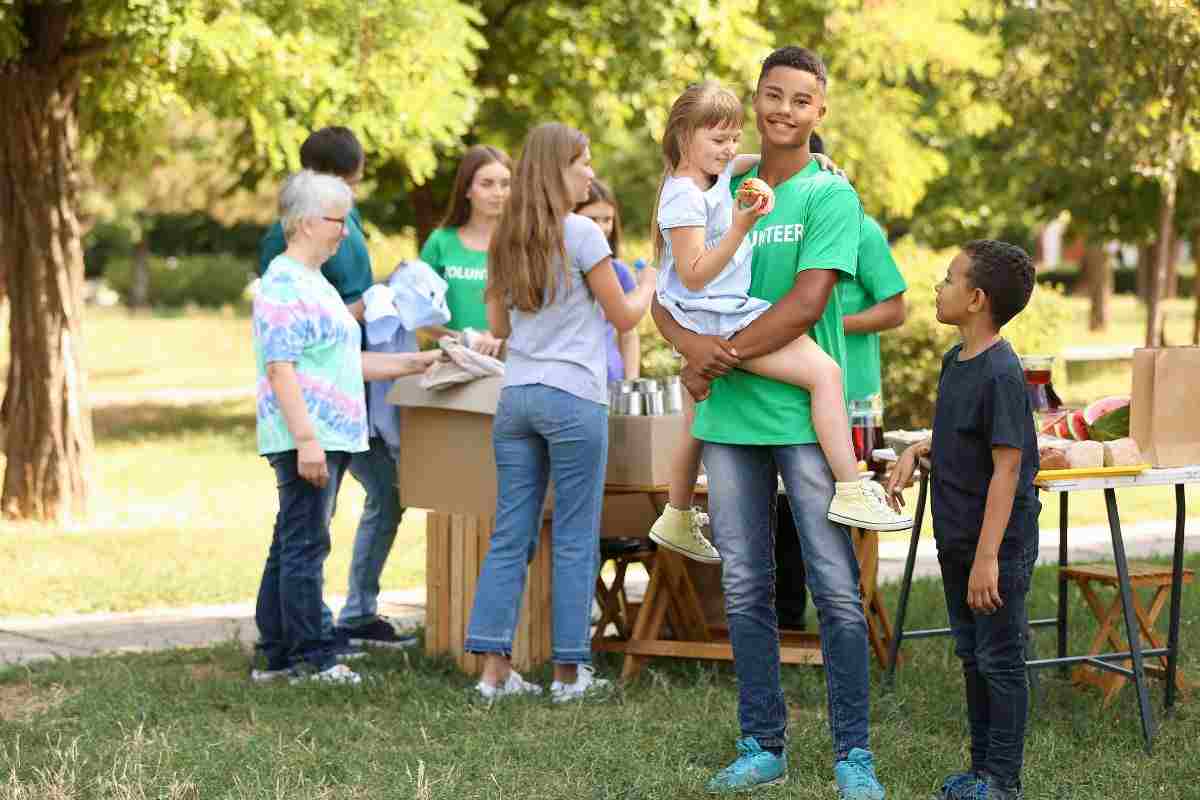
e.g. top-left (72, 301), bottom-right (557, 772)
top-left (504, 214), bottom-right (613, 405)
top-left (655, 162), bottom-right (770, 337)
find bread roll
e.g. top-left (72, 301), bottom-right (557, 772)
top-left (1102, 437), bottom-right (1142, 467)
top-left (1066, 440), bottom-right (1104, 469)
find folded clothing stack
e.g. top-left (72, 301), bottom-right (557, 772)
top-left (420, 335), bottom-right (504, 390)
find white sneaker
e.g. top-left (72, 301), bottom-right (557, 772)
top-left (250, 666), bottom-right (293, 684)
top-left (475, 670), bottom-right (544, 702)
top-left (827, 480), bottom-right (913, 532)
top-left (289, 663), bottom-right (362, 686)
top-left (549, 665), bottom-right (612, 704)
top-left (649, 505), bottom-right (722, 563)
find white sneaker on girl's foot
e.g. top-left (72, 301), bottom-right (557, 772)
top-left (550, 665), bottom-right (612, 704)
top-left (475, 670), bottom-right (543, 702)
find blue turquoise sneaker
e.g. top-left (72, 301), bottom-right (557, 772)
top-left (705, 737), bottom-right (787, 794)
top-left (834, 748), bottom-right (885, 800)
top-left (933, 771), bottom-right (979, 800)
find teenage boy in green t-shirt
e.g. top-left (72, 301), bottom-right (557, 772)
top-left (651, 48), bottom-right (884, 798)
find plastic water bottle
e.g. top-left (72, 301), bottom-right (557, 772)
top-left (633, 258), bottom-right (646, 271)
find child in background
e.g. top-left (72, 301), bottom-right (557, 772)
top-left (649, 82), bottom-right (911, 564)
top-left (575, 180), bottom-right (641, 381)
top-left (886, 241), bottom-right (1040, 800)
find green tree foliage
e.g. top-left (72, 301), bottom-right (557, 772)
top-left (0, 0), bottom-right (483, 520)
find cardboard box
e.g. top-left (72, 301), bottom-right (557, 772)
top-left (605, 413), bottom-right (691, 487)
top-left (387, 375), bottom-right (694, 514)
top-left (387, 375), bottom-right (504, 516)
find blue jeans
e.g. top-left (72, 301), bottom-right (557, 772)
top-left (337, 437), bottom-right (405, 629)
top-left (465, 385), bottom-right (608, 664)
top-left (256, 449), bottom-right (351, 671)
top-left (939, 537), bottom-right (1038, 788)
top-left (704, 443), bottom-right (871, 758)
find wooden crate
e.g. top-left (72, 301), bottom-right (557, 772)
top-left (424, 511), bottom-right (553, 674)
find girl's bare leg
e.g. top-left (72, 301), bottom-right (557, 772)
top-left (741, 336), bottom-right (860, 483)
top-left (668, 401), bottom-right (703, 510)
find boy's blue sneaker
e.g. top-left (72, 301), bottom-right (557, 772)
top-left (979, 773), bottom-right (1023, 800)
top-left (834, 748), bottom-right (885, 800)
top-left (932, 771), bottom-right (978, 799)
top-left (705, 737), bottom-right (787, 794)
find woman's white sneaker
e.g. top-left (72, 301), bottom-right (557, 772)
top-left (550, 665), bottom-right (612, 703)
top-left (475, 670), bottom-right (544, 702)
top-left (827, 480), bottom-right (913, 532)
top-left (288, 663), bottom-right (362, 686)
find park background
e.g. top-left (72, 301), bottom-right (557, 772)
top-left (3, 2), bottom-right (1200, 798)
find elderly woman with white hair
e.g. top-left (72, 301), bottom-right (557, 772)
top-left (252, 170), bottom-right (441, 685)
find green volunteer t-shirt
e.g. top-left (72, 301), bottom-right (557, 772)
top-left (419, 227), bottom-right (489, 332)
top-left (257, 207), bottom-right (373, 305)
top-left (838, 215), bottom-right (907, 401)
top-left (693, 158), bottom-right (862, 446)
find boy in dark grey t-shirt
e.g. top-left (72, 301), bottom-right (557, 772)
top-left (887, 241), bottom-right (1039, 800)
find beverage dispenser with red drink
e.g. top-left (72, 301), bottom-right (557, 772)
top-left (850, 395), bottom-right (885, 476)
top-left (1019, 354), bottom-right (1061, 426)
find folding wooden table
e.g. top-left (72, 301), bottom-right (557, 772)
top-left (604, 483), bottom-right (895, 681)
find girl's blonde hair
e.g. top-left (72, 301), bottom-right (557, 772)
top-left (650, 82), bottom-right (744, 266)
top-left (487, 123), bottom-right (589, 313)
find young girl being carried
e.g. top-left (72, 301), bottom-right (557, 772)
top-left (648, 82), bottom-right (912, 564)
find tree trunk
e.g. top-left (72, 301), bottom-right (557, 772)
top-left (1146, 176), bottom-right (1177, 348)
top-left (411, 180), bottom-right (440, 252)
top-left (1163, 229), bottom-right (1180, 299)
top-left (0, 66), bottom-right (93, 521)
top-left (1136, 243), bottom-right (1151, 303)
top-left (131, 238), bottom-right (150, 309)
top-left (1079, 243), bottom-right (1111, 331)
top-left (1193, 232), bottom-right (1200, 345)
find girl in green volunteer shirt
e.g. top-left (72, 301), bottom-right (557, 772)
top-left (648, 83), bottom-right (911, 565)
top-left (419, 145), bottom-right (512, 356)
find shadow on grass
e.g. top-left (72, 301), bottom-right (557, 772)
top-left (93, 400), bottom-right (257, 447)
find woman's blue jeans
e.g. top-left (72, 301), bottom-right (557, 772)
top-left (465, 385), bottom-right (608, 665)
top-left (256, 449), bottom-right (351, 671)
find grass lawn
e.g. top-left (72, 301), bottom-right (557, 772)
top-left (1, 297), bottom-right (1198, 618)
top-left (3, 559), bottom-right (1200, 798)
top-left (0, 400), bottom-right (427, 618)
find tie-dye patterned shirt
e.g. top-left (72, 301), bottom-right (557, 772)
top-left (253, 254), bottom-right (368, 455)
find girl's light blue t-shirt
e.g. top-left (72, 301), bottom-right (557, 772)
top-left (503, 214), bottom-right (613, 405)
top-left (655, 163), bottom-right (770, 336)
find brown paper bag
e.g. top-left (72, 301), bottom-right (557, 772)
top-left (1130, 347), bottom-right (1200, 467)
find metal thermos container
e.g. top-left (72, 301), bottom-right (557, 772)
top-left (643, 391), bottom-right (665, 415)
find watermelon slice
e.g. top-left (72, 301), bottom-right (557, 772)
top-left (1083, 395), bottom-right (1130, 425)
top-left (1066, 409), bottom-right (1090, 441)
top-left (1040, 410), bottom-right (1068, 435)
top-left (1054, 416), bottom-right (1071, 439)
top-left (1083, 395), bottom-right (1131, 442)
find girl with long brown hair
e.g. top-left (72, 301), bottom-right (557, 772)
top-left (419, 145), bottom-right (512, 355)
top-left (464, 123), bottom-right (656, 702)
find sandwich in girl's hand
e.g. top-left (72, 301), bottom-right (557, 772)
top-left (736, 177), bottom-right (775, 213)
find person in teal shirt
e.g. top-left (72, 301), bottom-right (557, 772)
top-left (418, 145), bottom-right (512, 357)
top-left (257, 126), bottom-right (416, 654)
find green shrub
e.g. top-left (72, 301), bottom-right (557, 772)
top-left (83, 220), bottom-right (136, 279)
top-left (881, 241), bottom-right (1071, 430)
top-left (105, 253), bottom-right (254, 309)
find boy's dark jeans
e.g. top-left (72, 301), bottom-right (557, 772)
top-left (938, 538), bottom-right (1038, 790)
top-left (256, 449), bottom-right (351, 672)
